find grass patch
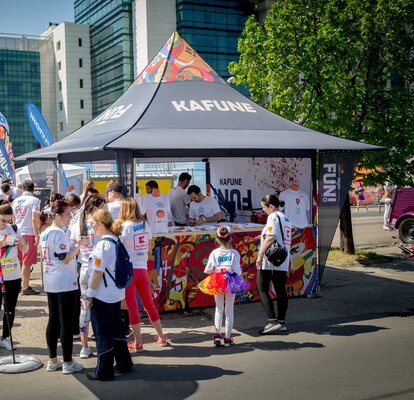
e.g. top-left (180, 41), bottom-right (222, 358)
top-left (327, 248), bottom-right (394, 265)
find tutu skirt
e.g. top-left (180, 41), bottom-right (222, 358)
top-left (198, 271), bottom-right (249, 296)
top-left (226, 272), bottom-right (250, 295)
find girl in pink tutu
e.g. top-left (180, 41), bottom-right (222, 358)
top-left (198, 226), bottom-right (248, 347)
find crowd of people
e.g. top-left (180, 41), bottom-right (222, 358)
top-left (0, 176), bottom-right (293, 381)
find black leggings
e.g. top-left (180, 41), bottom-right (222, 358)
top-left (257, 269), bottom-right (288, 321)
top-left (46, 290), bottom-right (77, 362)
top-left (0, 278), bottom-right (21, 339)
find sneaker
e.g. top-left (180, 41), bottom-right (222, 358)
top-left (62, 360), bottom-right (84, 374)
top-left (0, 337), bottom-right (15, 351)
top-left (80, 347), bottom-right (93, 359)
top-left (46, 359), bottom-right (63, 372)
top-left (21, 286), bottom-right (40, 295)
top-left (259, 320), bottom-right (287, 335)
top-left (155, 335), bottom-right (170, 347)
top-left (224, 338), bottom-right (235, 347)
top-left (124, 328), bottom-right (133, 339)
top-left (213, 333), bottom-right (222, 347)
top-left (128, 341), bottom-right (144, 353)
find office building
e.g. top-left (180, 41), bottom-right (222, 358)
top-left (0, 35), bottom-right (41, 161)
top-left (75, 0), bottom-right (135, 116)
top-left (37, 22), bottom-right (92, 140)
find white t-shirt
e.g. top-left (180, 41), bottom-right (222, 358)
top-left (41, 226), bottom-right (78, 293)
top-left (107, 200), bottom-right (122, 219)
top-left (90, 234), bottom-right (125, 303)
top-left (120, 220), bottom-right (152, 269)
top-left (169, 186), bottom-right (191, 225)
top-left (0, 225), bottom-right (21, 281)
top-left (279, 188), bottom-right (310, 229)
top-left (189, 196), bottom-right (221, 220)
top-left (204, 248), bottom-right (242, 275)
top-left (142, 194), bottom-right (171, 233)
top-left (12, 192), bottom-right (41, 235)
top-left (260, 211), bottom-right (292, 272)
top-left (70, 216), bottom-right (100, 270)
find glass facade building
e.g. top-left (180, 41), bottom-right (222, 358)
top-left (74, 0), bottom-right (134, 116)
top-left (0, 49), bottom-right (41, 164)
top-left (176, 0), bottom-right (255, 80)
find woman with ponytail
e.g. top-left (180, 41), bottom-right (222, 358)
top-left (255, 194), bottom-right (292, 335)
top-left (70, 194), bottom-right (105, 359)
top-left (113, 197), bottom-right (169, 352)
top-left (85, 209), bottom-right (133, 381)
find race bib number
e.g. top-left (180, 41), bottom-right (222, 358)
top-left (1, 258), bottom-right (18, 273)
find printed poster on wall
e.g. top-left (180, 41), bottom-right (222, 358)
top-left (209, 157), bottom-right (312, 223)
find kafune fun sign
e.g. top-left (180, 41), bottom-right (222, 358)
top-left (210, 158), bottom-right (312, 221)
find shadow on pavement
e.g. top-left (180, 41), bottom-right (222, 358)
top-left (74, 363), bottom-right (241, 400)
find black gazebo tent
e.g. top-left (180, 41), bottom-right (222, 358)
top-left (17, 32), bottom-right (381, 283)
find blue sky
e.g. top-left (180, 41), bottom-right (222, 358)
top-left (1, 0), bottom-right (74, 36)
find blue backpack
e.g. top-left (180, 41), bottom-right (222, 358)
top-left (100, 237), bottom-right (133, 289)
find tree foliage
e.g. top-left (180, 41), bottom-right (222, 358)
top-left (229, 0), bottom-right (414, 186)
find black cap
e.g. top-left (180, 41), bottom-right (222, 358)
top-left (107, 182), bottom-right (127, 196)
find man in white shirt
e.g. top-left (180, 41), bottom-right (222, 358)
top-left (142, 180), bottom-right (172, 233)
top-left (187, 185), bottom-right (222, 226)
top-left (168, 172), bottom-right (192, 226)
top-left (106, 182), bottom-right (127, 219)
top-left (11, 180), bottom-right (41, 295)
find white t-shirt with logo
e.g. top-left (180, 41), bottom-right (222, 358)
top-left (279, 188), bottom-right (310, 229)
top-left (71, 216), bottom-right (100, 270)
top-left (260, 211), bottom-right (292, 272)
top-left (12, 192), bottom-right (41, 235)
top-left (189, 196), bottom-right (221, 220)
top-left (108, 200), bottom-right (122, 219)
top-left (90, 234), bottom-right (125, 303)
top-left (204, 248), bottom-right (242, 275)
top-left (120, 220), bottom-right (152, 269)
top-left (142, 194), bottom-right (171, 233)
top-left (168, 186), bottom-right (191, 225)
top-left (41, 226), bottom-right (78, 293)
top-left (0, 225), bottom-right (21, 281)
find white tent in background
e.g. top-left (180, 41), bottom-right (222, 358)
top-left (15, 163), bottom-right (87, 195)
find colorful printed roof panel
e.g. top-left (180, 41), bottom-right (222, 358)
top-left (133, 32), bottom-right (225, 86)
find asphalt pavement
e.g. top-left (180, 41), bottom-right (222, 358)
top-left (0, 244), bottom-right (413, 400)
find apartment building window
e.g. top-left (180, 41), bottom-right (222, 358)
top-left (78, 38), bottom-right (82, 47)
top-left (79, 58), bottom-right (83, 68)
top-left (60, 122), bottom-right (63, 131)
top-left (59, 101), bottom-right (63, 111)
top-left (56, 41), bottom-right (61, 51)
top-left (79, 79), bottom-right (83, 88)
top-left (59, 81), bottom-right (62, 91)
top-left (58, 62), bottom-right (61, 70)
top-left (80, 99), bottom-right (84, 109)
top-left (81, 120), bottom-right (85, 126)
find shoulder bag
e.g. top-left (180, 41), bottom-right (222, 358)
top-left (264, 213), bottom-right (288, 267)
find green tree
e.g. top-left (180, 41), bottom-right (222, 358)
top-left (229, 0), bottom-right (414, 186)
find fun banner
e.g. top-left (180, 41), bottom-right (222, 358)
top-left (209, 157), bottom-right (312, 222)
top-left (26, 103), bottom-right (68, 191)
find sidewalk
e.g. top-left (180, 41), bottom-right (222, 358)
top-left (0, 249), bottom-right (413, 400)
